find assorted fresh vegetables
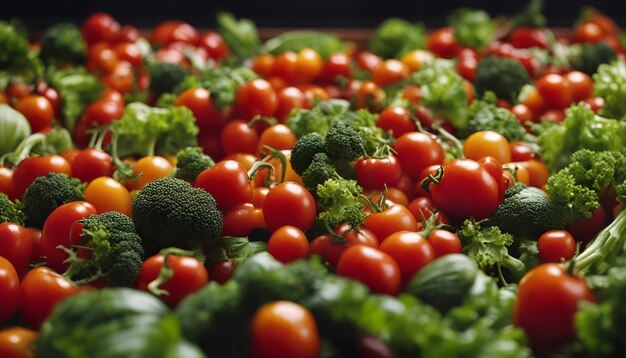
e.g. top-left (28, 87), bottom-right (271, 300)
top-left (1, 1), bottom-right (626, 357)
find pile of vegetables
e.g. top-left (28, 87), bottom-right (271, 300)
top-left (1, 1), bottom-right (626, 357)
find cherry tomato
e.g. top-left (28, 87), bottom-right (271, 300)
top-left (84, 177), bottom-right (132, 216)
top-left (536, 74), bottom-right (573, 110)
top-left (222, 203), bottom-right (266, 237)
top-left (372, 59), bottom-right (409, 86)
top-left (407, 196), bottom-right (435, 222)
top-left (400, 49), bottom-right (434, 72)
top-left (355, 154), bottom-right (402, 191)
top-left (0, 327), bottom-right (38, 358)
top-left (0, 167), bottom-right (16, 201)
top-left (376, 107), bottom-right (417, 139)
top-left (207, 259), bottom-right (235, 284)
top-left (83, 99), bottom-right (124, 126)
top-left (427, 229), bottom-right (462, 257)
top-left (81, 13), bottom-right (120, 45)
top-left (464, 131), bottom-right (511, 164)
top-left (353, 81), bottom-right (385, 112)
top-left (522, 88), bottom-right (546, 120)
top-left (292, 48), bottom-right (323, 84)
top-left (430, 159), bottom-right (500, 221)
top-left (18, 267), bottom-right (84, 328)
top-left (220, 120), bottom-right (259, 155)
top-left (152, 21), bottom-right (199, 47)
top-left (274, 87), bottom-right (307, 121)
top-left (573, 21), bottom-right (603, 43)
top-left (517, 159), bottom-right (549, 188)
top-left (354, 51), bottom-right (383, 73)
top-left (130, 156), bottom-right (174, 190)
top-left (320, 52), bottom-right (352, 83)
top-left (13, 155), bottom-right (72, 199)
top-left (427, 27), bottom-right (459, 58)
top-left (509, 142), bottom-right (535, 162)
top-left (310, 225), bottom-right (378, 267)
top-left (199, 31), bottom-right (230, 60)
top-left (379, 231), bottom-right (435, 286)
top-left (235, 79), bottom-right (278, 120)
top-left (195, 160), bottom-right (253, 212)
top-left (514, 263), bottom-right (595, 351)
top-left (252, 54), bottom-right (276, 77)
top-left (14, 95), bottom-right (54, 133)
top-left (256, 124), bottom-right (297, 154)
top-left (268, 225), bottom-right (309, 263)
top-left (137, 253), bottom-right (208, 307)
top-left (503, 162), bottom-right (531, 186)
top-left (565, 71), bottom-right (593, 102)
top-left (0, 257), bottom-right (19, 324)
top-left (115, 25), bottom-right (141, 43)
top-left (583, 97), bottom-right (604, 113)
top-left (508, 27), bottom-right (549, 49)
top-left (364, 204), bottom-right (418, 242)
top-left (0, 223), bottom-right (33, 277)
top-left (337, 245), bottom-right (401, 295)
top-left (538, 230), bottom-right (576, 263)
top-left (263, 182), bottom-right (316, 232)
top-left (39, 202), bottom-right (97, 272)
top-left (71, 149), bottom-right (114, 183)
top-left (394, 132), bottom-right (445, 179)
top-left (175, 88), bottom-right (229, 132)
top-left (251, 301), bottom-right (320, 358)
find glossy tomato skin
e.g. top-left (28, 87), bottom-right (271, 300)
top-left (379, 231), bottom-right (435, 286)
top-left (84, 177), bottom-right (132, 217)
top-left (175, 88), bottom-right (229, 132)
top-left (0, 257), bottom-right (19, 325)
top-left (235, 79), bottom-right (278, 120)
top-left (355, 154), bottom-right (402, 191)
top-left (394, 132), bottom-right (445, 179)
top-left (71, 149), bottom-right (114, 183)
top-left (13, 155), bottom-right (72, 199)
top-left (137, 254), bottom-right (209, 307)
top-left (267, 225), bottom-right (309, 263)
top-left (263, 182), bottom-right (316, 232)
top-left (364, 204), bottom-right (418, 243)
top-left (463, 131), bottom-right (511, 164)
top-left (427, 229), bottom-right (462, 258)
top-left (376, 107), bottom-right (417, 139)
top-left (309, 225), bottom-right (378, 267)
top-left (81, 13), bottom-right (120, 45)
top-left (537, 230), bottom-right (576, 263)
top-left (195, 160), bottom-right (253, 213)
top-left (0, 167), bottom-right (17, 201)
top-left (430, 159), bottom-right (500, 221)
top-left (514, 264), bottom-right (595, 351)
top-left (14, 95), bottom-right (54, 133)
top-left (251, 301), bottom-right (320, 358)
top-left (336, 245), bottom-right (401, 295)
top-left (536, 74), bottom-right (573, 110)
top-left (222, 203), bottom-right (266, 237)
top-left (0, 326), bottom-right (38, 358)
top-left (0, 223), bottom-right (33, 277)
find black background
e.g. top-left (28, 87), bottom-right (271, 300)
top-left (3, 0), bottom-right (626, 31)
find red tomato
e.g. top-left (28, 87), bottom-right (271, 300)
top-left (355, 154), bottom-right (402, 191)
top-left (0, 257), bottom-right (19, 324)
top-left (371, 59), bottom-right (409, 86)
top-left (18, 267), bottom-right (84, 328)
top-left (379, 231), bottom-right (435, 286)
top-left (39, 202), bottom-right (97, 272)
top-left (220, 120), bottom-right (259, 155)
top-left (175, 88), bottom-right (229, 132)
top-left (152, 21), bottom-right (199, 47)
top-left (394, 132), bottom-right (445, 179)
top-left (199, 31), bottom-right (230, 60)
top-left (376, 107), bottom-right (417, 139)
top-left (268, 225), bottom-right (309, 263)
top-left (14, 95), bottom-right (54, 133)
top-left (509, 142), bottom-right (535, 162)
top-left (195, 160), bottom-right (253, 213)
top-left (263, 182), bottom-right (316, 232)
top-left (13, 155), bottom-right (72, 199)
top-left (115, 25), bottom-right (141, 43)
top-left (0, 167), bottom-right (16, 201)
top-left (251, 301), bottom-right (320, 358)
top-left (256, 124), bottom-right (297, 154)
top-left (508, 27), bottom-right (549, 49)
top-left (81, 13), bottom-right (120, 45)
top-left (566, 205), bottom-right (608, 244)
top-left (427, 27), bottom-right (459, 58)
top-left (274, 87), bottom-right (307, 121)
top-left (565, 71), bottom-right (593, 102)
top-left (337, 245), bottom-right (401, 295)
top-left (427, 229), bottom-right (462, 257)
top-left (514, 263), bottom-right (595, 351)
top-left (137, 254), bottom-right (208, 307)
top-left (222, 203), bottom-right (266, 237)
top-left (0, 223), bottom-right (33, 277)
top-left (320, 52), bottom-right (352, 84)
top-left (430, 159), bottom-right (500, 221)
top-left (86, 43), bottom-right (119, 73)
top-left (354, 51), bottom-right (383, 73)
top-left (309, 224), bottom-right (378, 266)
top-left (538, 230), bottom-right (576, 263)
top-left (364, 204), bottom-right (418, 242)
top-left (71, 149), bottom-right (114, 183)
top-left (83, 99), bottom-right (124, 126)
top-left (407, 196), bottom-right (435, 222)
top-left (235, 79), bottom-right (278, 120)
top-left (207, 259), bottom-right (235, 284)
top-left (114, 42), bottom-right (142, 67)
top-left (0, 326), bottom-right (38, 358)
top-left (536, 73), bottom-right (573, 110)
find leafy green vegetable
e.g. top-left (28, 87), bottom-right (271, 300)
top-left (49, 67), bottom-right (105, 131)
top-left (0, 21), bottom-right (42, 84)
top-left (448, 8), bottom-right (495, 50)
top-left (369, 18), bottom-right (426, 59)
top-left (217, 12), bottom-right (261, 61)
top-left (148, 63), bottom-right (188, 96)
top-left (575, 209), bottom-right (626, 275)
top-left (286, 99), bottom-right (351, 138)
top-left (0, 104), bottom-right (31, 156)
top-left (414, 60), bottom-right (469, 129)
top-left (593, 60), bottom-right (626, 119)
top-left (200, 66), bottom-right (257, 110)
top-left (463, 94), bottom-right (526, 141)
top-left (1, 127), bottom-right (73, 166)
top-left (39, 23), bottom-right (86, 66)
top-left (569, 42), bottom-right (616, 75)
top-left (0, 193), bottom-right (24, 225)
top-left (511, 0), bottom-right (546, 29)
top-left (263, 31), bottom-right (347, 59)
top-left (474, 56), bottom-right (532, 104)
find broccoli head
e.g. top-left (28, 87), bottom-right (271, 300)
top-left (474, 56), bottom-right (532, 103)
top-left (290, 132), bottom-right (325, 176)
top-left (148, 63), bottom-right (188, 96)
top-left (0, 193), bottom-right (24, 225)
top-left (570, 42), bottom-right (616, 76)
top-left (174, 147), bottom-right (215, 183)
top-left (132, 178), bottom-right (223, 250)
top-left (463, 95), bottom-right (526, 141)
top-left (63, 211), bottom-right (144, 286)
top-left (39, 23), bottom-right (86, 66)
top-left (324, 123), bottom-right (366, 162)
top-left (316, 178), bottom-right (366, 230)
top-left (22, 173), bottom-right (85, 228)
top-left (302, 152), bottom-right (339, 192)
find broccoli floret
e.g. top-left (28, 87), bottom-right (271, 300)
top-left (39, 23), bottom-right (86, 66)
top-left (22, 173), bottom-right (85, 228)
top-left (0, 193), bottom-right (24, 225)
top-left (324, 123), bottom-right (366, 162)
top-left (448, 8), bottom-right (495, 50)
top-left (593, 60), bottom-right (626, 120)
top-left (148, 63), bottom-right (188, 96)
top-left (462, 95), bottom-right (526, 141)
top-left (0, 21), bottom-right (42, 82)
top-left (369, 18), bottom-right (426, 58)
top-left (286, 99), bottom-right (351, 138)
top-left (132, 178), bottom-right (223, 250)
top-left (474, 56), bottom-right (532, 103)
top-left (174, 147), bottom-right (215, 183)
top-left (302, 153), bottom-right (339, 192)
top-left (290, 133), bottom-right (326, 176)
top-left (570, 42), bottom-right (616, 76)
top-left (316, 178), bottom-right (366, 230)
top-left (63, 212), bottom-right (144, 286)
top-left (560, 150), bottom-right (626, 192)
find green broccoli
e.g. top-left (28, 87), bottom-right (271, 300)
top-left (474, 56), bottom-right (532, 103)
top-left (570, 42), bottom-right (616, 76)
top-left (593, 60), bottom-right (626, 120)
top-left (462, 95), bottom-right (527, 141)
top-left (22, 173), bottom-right (85, 228)
top-left (448, 8), bottom-right (495, 50)
top-left (132, 178), bottom-right (223, 251)
top-left (39, 23), bottom-right (86, 66)
top-left (369, 18), bottom-right (426, 58)
top-left (324, 123), bottom-right (366, 162)
top-left (62, 211), bottom-right (144, 286)
top-left (286, 99), bottom-right (351, 138)
top-left (316, 178), bottom-right (366, 231)
top-left (0, 21), bottom-right (42, 82)
top-left (201, 66), bottom-right (258, 110)
top-left (290, 132), bottom-right (325, 176)
top-left (0, 193), bottom-right (24, 225)
top-left (301, 152), bottom-right (339, 192)
top-left (148, 63), bottom-right (188, 96)
top-left (339, 109), bottom-right (387, 155)
top-left (559, 150), bottom-right (626, 193)
top-left (174, 147), bottom-right (215, 183)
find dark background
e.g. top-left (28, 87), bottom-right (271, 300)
top-left (3, 0), bottom-right (626, 31)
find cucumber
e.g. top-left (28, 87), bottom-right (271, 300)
top-left (404, 254), bottom-right (479, 312)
